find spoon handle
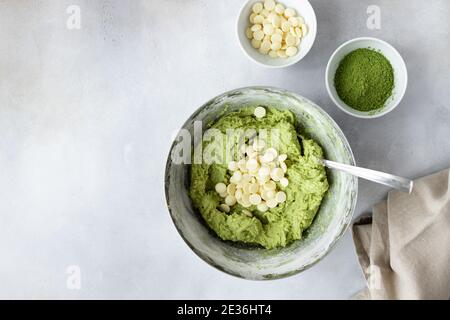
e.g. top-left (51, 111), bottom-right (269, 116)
top-left (322, 159), bottom-right (414, 194)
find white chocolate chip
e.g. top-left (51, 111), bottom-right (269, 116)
top-left (219, 204), bottom-right (230, 213)
top-left (271, 33), bottom-right (282, 43)
top-left (246, 28), bottom-right (253, 39)
top-left (269, 50), bottom-right (278, 58)
top-left (253, 139), bottom-right (266, 151)
top-left (266, 198), bottom-right (278, 208)
top-left (277, 50), bottom-right (287, 58)
top-left (240, 194), bottom-right (252, 208)
top-left (246, 159), bottom-right (259, 171)
top-left (288, 16), bottom-right (299, 27)
top-left (270, 168), bottom-right (284, 181)
top-left (260, 190), bottom-right (268, 201)
top-left (260, 40), bottom-right (271, 53)
top-left (286, 46), bottom-right (298, 57)
top-left (257, 202), bottom-right (269, 212)
top-left (270, 41), bottom-right (282, 51)
top-left (264, 0), bottom-right (275, 11)
top-left (242, 182), bottom-right (251, 194)
top-left (274, 3), bottom-right (285, 14)
top-left (253, 30), bottom-right (264, 41)
top-left (215, 183), bottom-right (227, 194)
top-left (251, 39), bottom-right (261, 49)
top-left (247, 151), bottom-right (258, 159)
top-left (242, 209), bottom-right (253, 217)
top-left (257, 175), bottom-right (270, 185)
top-left (225, 195), bottom-right (237, 206)
top-left (258, 166), bottom-right (270, 178)
top-left (276, 191), bottom-right (287, 203)
top-left (285, 34), bottom-right (296, 46)
top-left (254, 15), bottom-right (264, 24)
top-left (252, 2), bottom-right (263, 14)
top-left (263, 24), bottom-right (275, 35)
top-left (284, 8), bottom-right (296, 18)
top-left (242, 173), bottom-right (252, 183)
top-left (247, 1), bottom-right (308, 60)
top-left (249, 183), bottom-right (259, 194)
top-left (251, 24), bottom-right (262, 33)
top-left (230, 171), bottom-right (242, 184)
top-left (222, 129), bottom-right (294, 211)
top-left (254, 106), bottom-right (266, 118)
top-left (245, 145), bottom-right (254, 155)
top-left (267, 12), bottom-right (277, 21)
top-left (281, 21), bottom-right (291, 32)
top-left (263, 180), bottom-right (277, 191)
top-left (270, 14), bottom-right (281, 27)
top-left (278, 154), bottom-right (287, 162)
top-left (265, 147), bottom-right (278, 158)
top-left (227, 183), bottom-right (236, 195)
top-left (228, 161), bottom-right (238, 171)
top-left (300, 23), bottom-right (308, 37)
top-left (249, 194), bottom-right (262, 205)
top-left (265, 190), bottom-right (276, 199)
top-left (280, 177), bottom-right (289, 188)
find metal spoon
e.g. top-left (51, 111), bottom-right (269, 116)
top-left (295, 134), bottom-right (413, 193)
top-left (319, 158), bottom-right (414, 194)
top-left (240, 132), bottom-right (413, 193)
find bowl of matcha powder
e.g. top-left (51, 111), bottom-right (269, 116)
top-left (326, 37), bottom-right (407, 118)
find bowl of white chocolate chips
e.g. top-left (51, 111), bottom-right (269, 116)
top-left (236, 0), bottom-right (317, 67)
top-left (165, 87), bottom-right (357, 279)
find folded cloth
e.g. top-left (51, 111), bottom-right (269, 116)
top-left (352, 168), bottom-right (450, 300)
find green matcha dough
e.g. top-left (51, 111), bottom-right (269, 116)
top-left (190, 107), bottom-right (329, 249)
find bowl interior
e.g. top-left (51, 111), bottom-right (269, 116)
top-left (165, 87), bottom-right (357, 280)
top-left (237, 0), bottom-right (317, 68)
top-left (326, 38), bottom-right (408, 118)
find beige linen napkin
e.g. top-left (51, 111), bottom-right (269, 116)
top-left (352, 168), bottom-right (450, 300)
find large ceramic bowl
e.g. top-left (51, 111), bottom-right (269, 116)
top-left (165, 87), bottom-right (357, 280)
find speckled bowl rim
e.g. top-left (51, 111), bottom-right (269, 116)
top-left (164, 86), bottom-right (357, 280)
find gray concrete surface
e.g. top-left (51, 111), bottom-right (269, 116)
top-left (0, 0), bottom-right (448, 299)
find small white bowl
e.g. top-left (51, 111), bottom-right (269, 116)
top-left (325, 37), bottom-right (408, 118)
top-left (236, 0), bottom-right (317, 68)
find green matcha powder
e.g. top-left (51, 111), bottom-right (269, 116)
top-left (334, 48), bottom-right (394, 112)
